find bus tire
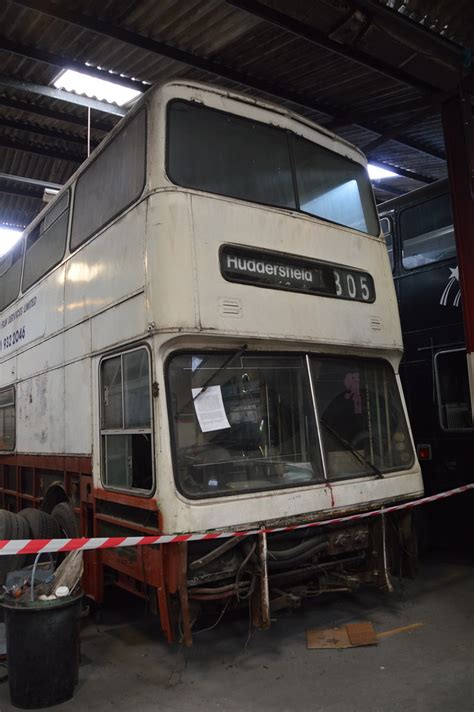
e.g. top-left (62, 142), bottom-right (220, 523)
top-left (18, 508), bottom-right (61, 540)
top-left (51, 502), bottom-right (78, 538)
top-left (0, 510), bottom-right (27, 582)
top-left (41, 482), bottom-right (69, 515)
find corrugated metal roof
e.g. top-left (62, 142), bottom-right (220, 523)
top-left (385, 0), bottom-right (474, 48)
top-left (0, 0), bottom-right (472, 226)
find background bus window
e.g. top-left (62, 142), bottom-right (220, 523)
top-left (380, 216), bottom-right (394, 270)
top-left (0, 386), bottom-right (15, 451)
top-left (435, 350), bottom-right (473, 431)
top-left (22, 191), bottom-right (69, 291)
top-left (71, 109), bottom-right (146, 251)
top-left (0, 237), bottom-right (23, 312)
top-left (100, 348), bottom-right (153, 493)
top-left (400, 193), bottom-right (456, 270)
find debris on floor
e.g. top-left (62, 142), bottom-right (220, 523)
top-left (306, 622), bottom-right (377, 649)
top-left (306, 621), bottom-right (424, 649)
top-left (376, 622), bottom-right (425, 639)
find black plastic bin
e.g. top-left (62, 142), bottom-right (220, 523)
top-left (3, 592), bottom-right (82, 709)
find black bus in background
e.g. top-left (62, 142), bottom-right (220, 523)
top-left (379, 179), bottom-right (473, 548)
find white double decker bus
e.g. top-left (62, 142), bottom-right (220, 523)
top-left (0, 81), bottom-right (422, 643)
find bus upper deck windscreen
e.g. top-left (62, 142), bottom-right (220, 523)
top-left (166, 100), bottom-right (379, 237)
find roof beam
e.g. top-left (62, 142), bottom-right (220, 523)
top-left (0, 134), bottom-right (83, 162)
top-left (325, 96), bottom-right (432, 129)
top-left (226, 0), bottom-right (448, 97)
top-left (0, 182), bottom-right (43, 200)
top-left (373, 184), bottom-right (405, 198)
top-left (325, 102), bottom-right (446, 163)
top-left (349, 0), bottom-right (464, 62)
top-left (361, 107), bottom-right (444, 158)
top-left (11, 0), bottom-right (439, 183)
top-left (0, 35), bottom-right (149, 93)
top-left (0, 173), bottom-right (62, 189)
top-left (0, 76), bottom-right (126, 116)
top-left (0, 116), bottom-right (98, 148)
top-left (344, 112), bottom-right (444, 164)
top-left (0, 95), bottom-right (112, 132)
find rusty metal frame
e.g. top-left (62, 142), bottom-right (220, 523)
top-left (0, 451), bottom-right (176, 642)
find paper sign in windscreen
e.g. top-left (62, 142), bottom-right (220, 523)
top-left (192, 386), bottom-right (231, 433)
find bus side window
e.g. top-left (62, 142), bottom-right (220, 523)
top-left (380, 216), bottom-right (394, 270)
top-left (0, 237), bottom-right (23, 312)
top-left (400, 193), bottom-right (456, 270)
top-left (435, 350), bottom-right (473, 431)
top-left (100, 347), bottom-right (153, 493)
top-left (22, 191), bottom-right (70, 292)
top-left (0, 386), bottom-right (15, 451)
top-left (70, 109), bottom-right (146, 251)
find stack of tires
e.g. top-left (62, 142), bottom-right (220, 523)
top-left (0, 502), bottom-right (78, 584)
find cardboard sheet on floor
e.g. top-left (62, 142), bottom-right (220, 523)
top-left (306, 622), bottom-right (377, 649)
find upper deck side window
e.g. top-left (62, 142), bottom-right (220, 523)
top-left (22, 191), bottom-right (70, 292)
top-left (380, 216), bottom-right (394, 270)
top-left (0, 237), bottom-right (23, 312)
top-left (70, 109), bottom-right (147, 251)
top-left (400, 192), bottom-right (456, 270)
top-left (166, 100), bottom-right (379, 237)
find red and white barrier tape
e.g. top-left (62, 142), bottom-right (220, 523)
top-left (0, 483), bottom-right (473, 557)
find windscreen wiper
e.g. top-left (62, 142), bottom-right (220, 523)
top-left (320, 418), bottom-right (383, 479)
top-left (192, 343), bottom-right (248, 402)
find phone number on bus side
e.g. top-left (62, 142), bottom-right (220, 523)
top-left (1, 326), bottom-right (26, 351)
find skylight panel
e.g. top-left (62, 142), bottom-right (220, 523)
top-left (0, 227), bottom-right (22, 258)
top-left (368, 164), bottom-right (398, 180)
top-left (53, 69), bottom-right (142, 107)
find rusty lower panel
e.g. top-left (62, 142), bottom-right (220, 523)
top-left (0, 454), bottom-right (418, 644)
top-left (257, 532), bottom-right (271, 631)
top-left (182, 511), bottom-right (416, 641)
top-left (92, 487), bottom-right (174, 643)
top-left (177, 542), bottom-right (193, 646)
top-left (0, 453), bottom-right (176, 643)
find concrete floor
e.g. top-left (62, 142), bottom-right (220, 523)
top-left (1, 553), bottom-right (473, 711)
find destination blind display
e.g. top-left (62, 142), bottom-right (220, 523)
top-left (220, 245), bottom-right (375, 303)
